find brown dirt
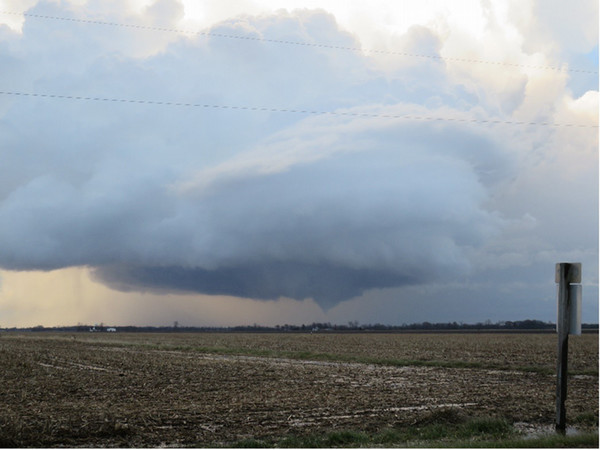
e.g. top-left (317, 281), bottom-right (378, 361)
top-left (0, 332), bottom-right (597, 447)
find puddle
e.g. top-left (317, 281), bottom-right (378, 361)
top-left (513, 422), bottom-right (582, 439)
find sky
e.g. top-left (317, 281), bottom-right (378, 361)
top-left (0, 0), bottom-right (597, 328)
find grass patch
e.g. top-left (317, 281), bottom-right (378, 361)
top-left (228, 411), bottom-right (599, 448)
top-left (228, 416), bottom-right (527, 448)
top-left (233, 438), bottom-right (269, 448)
top-left (229, 426), bottom-right (598, 448)
top-left (458, 432), bottom-right (599, 448)
top-left (324, 431), bottom-right (370, 446)
top-left (573, 411), bottom-right (599, 427)
top-left (457, 417), bottom-right (512, 437)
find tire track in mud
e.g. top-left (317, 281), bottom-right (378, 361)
top-left (37, 356), bottom-right (121, 373)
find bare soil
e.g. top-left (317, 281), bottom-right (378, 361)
top-left (0, 332), bottom-right (597, 447)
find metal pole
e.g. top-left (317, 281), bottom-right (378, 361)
top-left (555, 262), bottom-right (581, 434)
top-left (555, 263), bottom-right (570, 433)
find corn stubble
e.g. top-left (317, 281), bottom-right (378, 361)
top-left (0, 332), bottom-right (597, 447)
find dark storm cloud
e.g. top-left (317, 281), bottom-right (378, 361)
top-left (84, 124), bottom-right (507, 306)
top-left (92, 262), bottom-right (420, 309)
top-left (0, 108), bottom-right (506, 305)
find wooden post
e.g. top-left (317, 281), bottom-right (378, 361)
top-left (555, 262), bottom-right (581, 433)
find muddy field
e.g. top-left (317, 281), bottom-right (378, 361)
top-left (0, 332), bottom-right (597, 447)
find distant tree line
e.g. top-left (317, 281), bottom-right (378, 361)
top-left (3, 319), bottom-right (598, 333)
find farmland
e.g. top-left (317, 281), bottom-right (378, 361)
top-left (0, 332), bottom-right (597, 447)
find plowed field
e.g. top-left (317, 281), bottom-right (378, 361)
top-left (0, 332), bottom-right (597, 447)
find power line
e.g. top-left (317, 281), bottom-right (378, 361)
top-left (0, 90), bottom-right (597, 128)
top-left (1, 10), bottom-right (597, 75)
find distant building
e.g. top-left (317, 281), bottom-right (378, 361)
top-left (106, 327), bottom-right (117, 332)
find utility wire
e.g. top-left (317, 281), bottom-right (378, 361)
top-left (0, 90), bottom-right (597, 128)
top-left (1, 10), bottom-right (597, 75)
